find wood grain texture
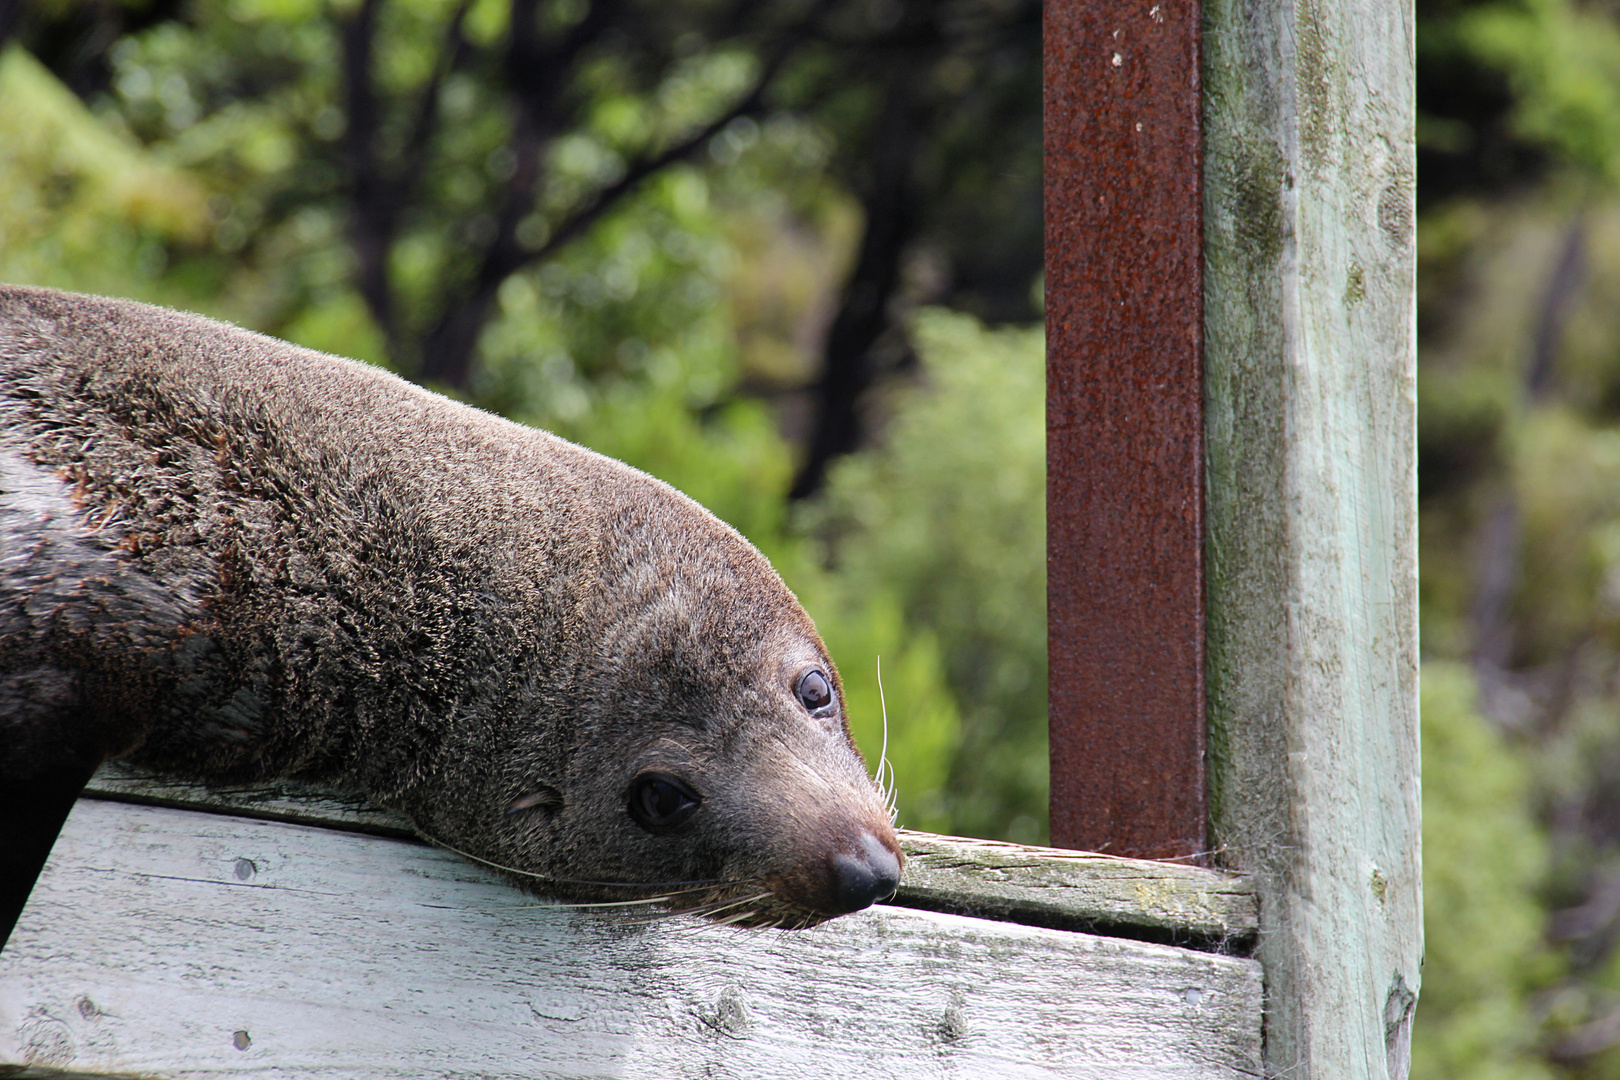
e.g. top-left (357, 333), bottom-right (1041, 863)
top-left (2, 800), bottom-right (1264, 1080)
top-left (82, 763), bottom-right (416, 839)
top-left (1201, 0), bottom-right (1420, 1076)
top-left (82, 765), bottom-right (1259, 949)
top-left (895, 831), bottom-right (1255, 948)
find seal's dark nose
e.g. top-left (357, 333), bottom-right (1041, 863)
top-left (828, 830), bottom-right (903, 913)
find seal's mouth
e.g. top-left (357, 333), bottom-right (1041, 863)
top-left (657, 886), bottom-right (866, 930)
top-left (672, 889), bottom-right (832, 929)
top-left (757, 829), bottom-right (904, 920)
top-left (645, 832), bottom-right (905, 929)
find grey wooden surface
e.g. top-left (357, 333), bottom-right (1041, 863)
top-left (1203, 0), bottom-right (1422, 1076)
top-left (1, 797), bottom-right (1264, 1080)
top-left (80, 763), bottom-right (1260, 949)
top-left (895, 831), bottom-right (1254, 948)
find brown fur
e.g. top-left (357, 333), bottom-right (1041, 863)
top-left (0, 285), bottom-right (901, 926)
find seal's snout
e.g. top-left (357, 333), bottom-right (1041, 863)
top-left (827, 830), bottom-right (903, 914)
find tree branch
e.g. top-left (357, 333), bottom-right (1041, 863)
top-left (417, 6), bottom-right (813, 388)
top-left (0, 0), bottom-right (24, 56)
top-left (339, 0), bottom-right (399, 357)
top-left (528, 66), bottom-right (777, 264)
top-left (1471, 211), bottom-right (1589, 722)
top-left (400, 0), bottom-right (475, 182)
top-left (789, 49), bottom-right (924, 500)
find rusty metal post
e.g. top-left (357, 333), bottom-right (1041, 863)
top-left (1045, 0), bottom-right (1205, 860)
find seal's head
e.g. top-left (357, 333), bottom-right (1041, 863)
top-left (415, 486), bottom-right (904, 928)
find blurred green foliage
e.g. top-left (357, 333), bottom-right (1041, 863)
top-left (806, 311), bottom-right (1046, 841)
top-left (1414, 663), bottom-right (1561, 1080)
top-left (1418, 0), bottom-right (1620, 1072)
top-left (0, 48), bottom-right (209, 297)
top-left (1456, 0), bottom-right (1620, 184)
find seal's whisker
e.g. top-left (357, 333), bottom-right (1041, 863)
top-left (875, 657), bottom-right (891, 794)
top-left (707, 908), bottom-right (766, 928)
top-left (605, 890), bottom-right (774, 927)
top-left (617, 889), bottom-right (770, 919)
top-left (874, 656), bottom-right (900, 825)
top-left (594, 909), bottom-right (695, 926)
top-left (658, 892), bottom-right (773, 924)
top-left (696, 891), bottom-right (774, 916)
top-left (468, 883), bottom-right (741, 912)
top-left (663, 910), bottom-right (759, 933)
top-left (546, 888), bottom-right (730, 909)
top-left (417, 831), bottom-right (739, 891)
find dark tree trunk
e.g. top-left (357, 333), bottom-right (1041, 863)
top-left (419, 287), bottom-right (501, 389)
top-left (340, 0), bottom-right (402, 361)
top-left (0, 0), bottom-right (23, 54)
top-left (415, 0), bottom-right (602, 388)
top-left (789, 61), bottom-right (922, 501)
top-left (1471, 212), bottom-right (1587, 718)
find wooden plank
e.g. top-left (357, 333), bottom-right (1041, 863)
top-left (2, 800), bottom-right (1264, 1080)
top-left (81, 764), bottom-right (1258, 949)
top-left (1201, 0), bottom-right (1421, 1076)
top-left (895, 832), bottom-right (1254, 949)
top-left (82, 763), bottom-right (415, 840)
top-left (1044, 0), bottom-right (1207, 862)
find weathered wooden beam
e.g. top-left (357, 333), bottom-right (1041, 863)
top-left (2, 799), bottom-right (1264, 1079)
top-left (80, 764), bottom-right (1258, 952)
top-left (82, 763), bottom-right (414, 839)
top-left (895, 832), bottom-right (1253, 949)
top-left (1201, 0), bottom-right (1421, 1076)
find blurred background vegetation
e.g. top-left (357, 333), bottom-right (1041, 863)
top-left (11, 0), bottom-right (1620, 1071)
top-left (1417, 0), bottom-right (1620, 1072)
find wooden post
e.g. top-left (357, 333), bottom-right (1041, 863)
top-left (1202, 0), bottom-right (1421, 1077)
top-left (1047, 0), bottom-right (1420, 1071)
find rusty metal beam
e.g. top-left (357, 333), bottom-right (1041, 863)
top-left (1045, 0), bottom-right (1205, 860)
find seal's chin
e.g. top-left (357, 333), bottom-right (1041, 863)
top-left (758, 829), bottom-right (903, 917)
top-left (660, 890), bottom-right (854, 931)
top-left (659, 826), bottom-right (903, 929)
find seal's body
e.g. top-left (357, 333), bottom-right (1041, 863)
top-left (0, 285), bottom-right (901, 941)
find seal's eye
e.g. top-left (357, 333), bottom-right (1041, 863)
top-left (627, 772), bottom-right (702, 833)
top-left (796, 669), bottom-right (835, 716)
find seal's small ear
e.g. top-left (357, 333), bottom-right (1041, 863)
top-left (505, 786), bottom-right (564, 818)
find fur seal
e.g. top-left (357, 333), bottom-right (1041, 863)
top-left (0, 284), bottom-right (902, 944)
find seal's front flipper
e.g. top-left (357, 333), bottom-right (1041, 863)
top-left (0, 756), bottom-right (99, 951)
top-left (0, 448), bottom-right (168, 949)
